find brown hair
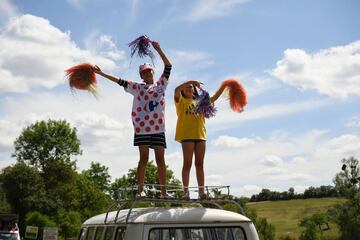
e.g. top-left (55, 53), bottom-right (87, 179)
top-left (181, 84), bottom-right (199, 99)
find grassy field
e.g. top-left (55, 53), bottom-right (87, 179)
top-left (246, 197), bottom-right (345, 239)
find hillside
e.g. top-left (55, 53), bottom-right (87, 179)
top-left (246, 197), bottom-right (345, 239)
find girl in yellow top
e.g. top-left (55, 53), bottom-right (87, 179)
top-left (174, 80), bottom-right (226, 199)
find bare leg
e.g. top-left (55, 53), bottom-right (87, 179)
top-left (194, 141), bottom-right (206, 196)
top-left (181, 142), bottom-right (195, 193)
top-left (154, 146), bottom-right (167, 195)
top-left (137, 146), bottom-right (149, 193)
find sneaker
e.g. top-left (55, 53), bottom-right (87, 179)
top-left (183, 191), bottom-right (190, 200)
top-left (198, 193), bottom-right (209, 200)
top-left (160, 193), bottom-right (174, 199)
top-left (136, 191), bottom-right (146, 199)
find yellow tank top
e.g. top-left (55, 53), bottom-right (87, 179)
top-left (175, 95), bottom-right (206, 142)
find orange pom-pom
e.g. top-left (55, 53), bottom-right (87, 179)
top-left (222, 78), bottom-right (247, 112)
top-left (65, 63), bottom-right (98, 96)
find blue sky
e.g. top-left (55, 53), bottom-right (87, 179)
top-left (0, 0), bottom-right (359, 197)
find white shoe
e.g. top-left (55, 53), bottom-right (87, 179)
top-left (136, 191), bottom-right (146, 199)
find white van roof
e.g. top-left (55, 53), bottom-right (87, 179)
top-left (83, 208), bottom-right (251, 225)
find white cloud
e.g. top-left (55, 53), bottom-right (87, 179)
top-left (235, 185), bottom-right (262, 196)
top-left (168, 50), bottom-right (214, 70)
top-left (0, 120), bottom-right (19, 152)
top-left (271, 40), bottom-right (360, 98)
top-left (207, 98), bottom-right (333, 131)
top-left (259, 167), bottom-right (286, 175)
top-left (328, 134), bottom-right (360, 156)
top-left (245, 76), bottom-right (281, 97)
top-left (165, 151), bottom-right (182, 162)
top-left (205, 129), bottom-right (360, 196)
top-left (0, 0), bottom-right (17, 24)
top-left (345, 116), bottom-right (360, 128)
top-left (211, 135), bottom-right (258, 148)
top-left (260, 155), bottom-right (283, 166)
top-left (291, 156), bottom-right (306, 164)
top-left (270, 173), bottom-right (312, 181)
top-left (0, 14), bottom-right (119, 93)
top-left (183, 0), bottom-right (250, 22)
top-left (85, 33), bottom-right (125, 61)
top-left (72, 112), bottom-right (132, 153)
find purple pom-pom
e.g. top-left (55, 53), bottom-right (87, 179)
top-left (128, 35), bottom-right (155, 62)
top-left (193, 89), bottom-right (217, 118)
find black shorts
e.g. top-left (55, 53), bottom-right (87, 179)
top-left (134, 132), bottom-right (167, 149)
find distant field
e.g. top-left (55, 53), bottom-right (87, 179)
top-left (246, 197), bottom-right (345, 239)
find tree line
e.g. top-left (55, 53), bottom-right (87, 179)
top-left (249, 185), bottom-right (338, 202)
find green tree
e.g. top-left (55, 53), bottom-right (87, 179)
top-left (299, 213), bottom-right (329, 240)
top-left (333, 156), bottom-right (360, 198)
top-left (256, 217), bottom-right (275, 240)
top-left (329, 192), bottom-right (360, 240)
top-left (82, 162), bottom-right (111, 193)
top-left (0, 162), bottom-right (47, 234)
top-left (330, 156), bottom-right (360, 240)
top-left (111, 160), bottom-right (181, 200)
top-left (288, 187), bottom-right (295, 198)
top-left (243, 206), bottom-right (275, 240)
top-left (25, 211), bottom-right (57, 240)
top-left (54, 210), bottom-right (82, 239)
top-left (13, 119), bottom-right (82, 171)
top-left (77, 172), bottom-right (113, 219)
top-left (12, 120), bottom-right (82, 215)
top-left (279, 236), bottom-right (295, 240)
top-left (0, 182), bottom-right (11, 212)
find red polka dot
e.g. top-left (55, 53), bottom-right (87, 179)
top-left (140, 122), bottom-right (145, 127)
top-left (149, 120), bottom-right (154, 125)
top-left (155, 125), bottom-right (159, 131)
top-left (137, 96), bottom-right (141, 101)
top-left (153, 113), bottom-right (158, 119)
top-left (140, 91), bottom-right (144, 96)
top-left (160, 100), bottom-right (165, 106)
top-left (161, 80), bottom-right (164, 85)
top-left (135, 127), bottom-right (140, 133)
top-left (158, 118), bottom-right (163, 124)
top-left (144, 95), bottom-right (149, 100)
top-left (145, 115), bottom-right (150, 120)
top-left (148, 89), bottom-right (153, 94)
top-left (137, 107), bottom-right (141, 112)
top-left (135, 117), bottom-right (140, 122)
top-left (145, 127), bottom-right (151, 132)
top-left (153, 93), bottom-right (158, 98)
top-left (131, 112), bottom-right (136, 116)
top-left (132, 85), bottom-right (137, 90)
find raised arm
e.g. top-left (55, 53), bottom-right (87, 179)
top-left (93, 65), bottom-right (128, 87)
top-left (174, 80), bottom-right (201, 103)
top-left (152, 41), bottom-right (171, 67)
top-left (210, 83), bottom-right (226, 103)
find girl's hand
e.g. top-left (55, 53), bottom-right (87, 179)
top-left (92, 65), bottom-right (102, 74)
top-left (188, 80), bottom-right (202, 88)
top-left (151, 41), bottom-right (161, 52)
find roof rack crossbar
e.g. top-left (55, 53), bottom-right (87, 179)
top-left (103, 184), bottom-right (245, 223)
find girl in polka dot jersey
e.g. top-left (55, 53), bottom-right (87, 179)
top-left (93, 41), bottom-right (172, 198)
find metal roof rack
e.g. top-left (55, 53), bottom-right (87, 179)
top-left (104, 184), bottom-right (245, 224)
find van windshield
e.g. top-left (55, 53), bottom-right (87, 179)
top-left (149, 227), bottom-right (246, 240)
top-left (0, 232), bottom-right (19, 240)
